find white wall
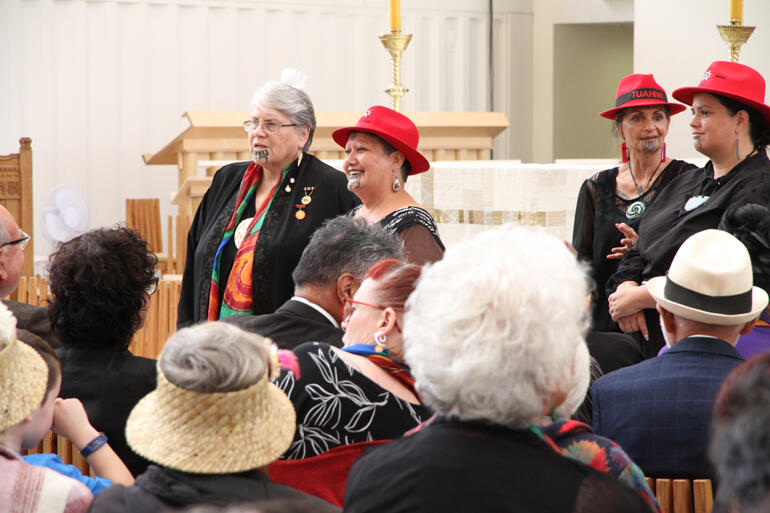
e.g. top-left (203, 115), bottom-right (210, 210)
top-left (635, 0), bottom-right (770, 161)
top-left (553, 22), bottom-right (633, 159)
top-left (531, 0), bottom-right (634, 162)
top-left (0, 0), bottom-right (533, 262)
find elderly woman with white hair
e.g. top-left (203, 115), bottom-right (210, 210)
top-left (178, 74), bottom-right (359, 326)
top-left (89, 321), bottom-right (338, 512)
top-left (343, 226), bottom-right (653, 513)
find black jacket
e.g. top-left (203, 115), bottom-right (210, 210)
top-left (224, 299), bottom-right (344, 350)
top-left (178, 155), bottom-right (359, 327)
top-left (89, 465), bottom-right (339, 513)
top-left (344, 418), bottom-right (652, 513)
top-left (58, 346), bottom-right (156, 476)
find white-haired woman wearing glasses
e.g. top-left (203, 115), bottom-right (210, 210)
top-left (178, 73), bottom-right (359, 327)
top-left (344, 227), bottom-right (651, 513)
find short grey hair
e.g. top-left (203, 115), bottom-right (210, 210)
top-left (251, 81), bottom-right (316, 152)
top-left (404, 226), bottom-right (590, 429)
top-left (160, 322), bottom-right (269, 393)
top-left (292, 216), bottom-right (403, 288)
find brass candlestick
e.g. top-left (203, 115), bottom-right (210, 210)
top-left (379, 30), bottom-right (412, 112)
top-left (717, 20), bottom-right (755, 62)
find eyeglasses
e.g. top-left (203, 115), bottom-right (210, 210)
top-left (0, 230), bottom-right (30, 251)
top-left (342, 298), bottom-right (402, 332)
top-left (146, 270), bottom-right (161, 296)
top-left (343, 298), bottom-right (386, 323)
top-left (243, 119), bottom-right (297, 133)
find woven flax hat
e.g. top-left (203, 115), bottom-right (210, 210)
top-left (0, 303), bottom-right (47, 432)
top-left (125, 360), bottom-right (296, 474)
top-left (647, 229), bottom-right (769, 325)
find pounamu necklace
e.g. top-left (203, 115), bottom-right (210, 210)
top-left (625, 157), bottom-right (664, 221)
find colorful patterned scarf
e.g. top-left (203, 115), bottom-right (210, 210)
top-left (342, 344), bottom-right (417, 396)
top-left (207, 162), bottom-right (288, 320)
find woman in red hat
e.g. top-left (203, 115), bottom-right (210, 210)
top-left (332, 106), bottom-right (444, 264)
top-left (606, 61), bottom-right (770, 357)
top-left (573, 74), bottom-right (695, 333)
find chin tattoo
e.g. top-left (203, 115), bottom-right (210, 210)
top-left (347, 175), bottom-right (361, 191)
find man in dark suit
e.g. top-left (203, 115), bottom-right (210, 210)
top-left (225, 216), bottom-right (402, 349)
top-left (592, 229), bottom-right (767, 478)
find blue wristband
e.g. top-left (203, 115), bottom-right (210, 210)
top-left (80, 433), bottom-right (108, 458)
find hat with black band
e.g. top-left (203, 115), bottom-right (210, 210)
top-left (647, 229), bottom-right (768, 325)
top-left (599, 73), bottom-right (687, 120)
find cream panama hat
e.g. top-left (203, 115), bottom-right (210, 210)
top-left (125, 362), bottom-right (295, 474)
top-left (0, 303), bottom-right (47, 432)
top-left (647, 229), bottom-right (769, 325)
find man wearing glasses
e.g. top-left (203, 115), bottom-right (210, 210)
top-left (0, 205), bottom-right (56, 346)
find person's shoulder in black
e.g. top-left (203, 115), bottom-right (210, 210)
top-left (223, 299), bottom-right (343, 350)
top-left (344, 418), bottom-right (652, 513)
top-left (90, 465), bottom-right (340, 513)
top-left (58, 347), bottom-right (156, 476)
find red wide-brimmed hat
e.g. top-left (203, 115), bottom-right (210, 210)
top-left (599, 73), bottom-right (687, 120)
top-left (332, 106), bottom-right (430, 174)
top-left (673, 61), bottom-right (770, 127)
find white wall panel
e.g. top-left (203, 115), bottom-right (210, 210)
top-left (0, 0), bottom-right (530, 262)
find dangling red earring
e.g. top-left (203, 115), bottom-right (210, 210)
top-left (661, 142), bottom-right (667, 162)
top-left (621, 142), bottom-right (628, 163)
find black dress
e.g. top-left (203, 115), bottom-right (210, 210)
top-left (572, 159), bottom-right (695, 332)
top-left (178, 155), bottom-right (360, 327)
top-left (607, 151), bottom-right (770, 353)
top-left (352, 205), bottom-right (445, 265)
top-left (344, 417), bottom-right (653, 513)
top-left (275, 342), bottom-right (432, 460)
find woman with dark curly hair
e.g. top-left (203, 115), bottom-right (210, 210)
top-left (49, 226), bottom-right (159, 477)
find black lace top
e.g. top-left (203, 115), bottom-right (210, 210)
top-left (572, 159), bottom-right (696, 331)
top-left (351, 205), bottom-right (445, 264)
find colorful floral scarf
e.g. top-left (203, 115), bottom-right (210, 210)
top-left (342, 344), bottom-right (417, 396)
top-left (207, 162), bottom-right (289, 320)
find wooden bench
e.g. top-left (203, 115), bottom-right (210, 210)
top-left (645, 477), bottom-right (714, 513)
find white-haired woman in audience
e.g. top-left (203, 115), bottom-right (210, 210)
top-left (538, 342), bottom-right (661, 512)
top-left (277, 259), bottom-right (432, 460)
top-left (89, 322), bottom-right (338, 513)
top-left (343, 226), bottom-right (652, 513)
top-left (178, 73), bottom-right (359, 327)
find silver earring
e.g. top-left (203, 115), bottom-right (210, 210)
top-left (374, 333), bottom-right (387, 347)
top-left (736, 138), bottom-right (741, 161)
top-left (392, 177), bottom-right (401, 192)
